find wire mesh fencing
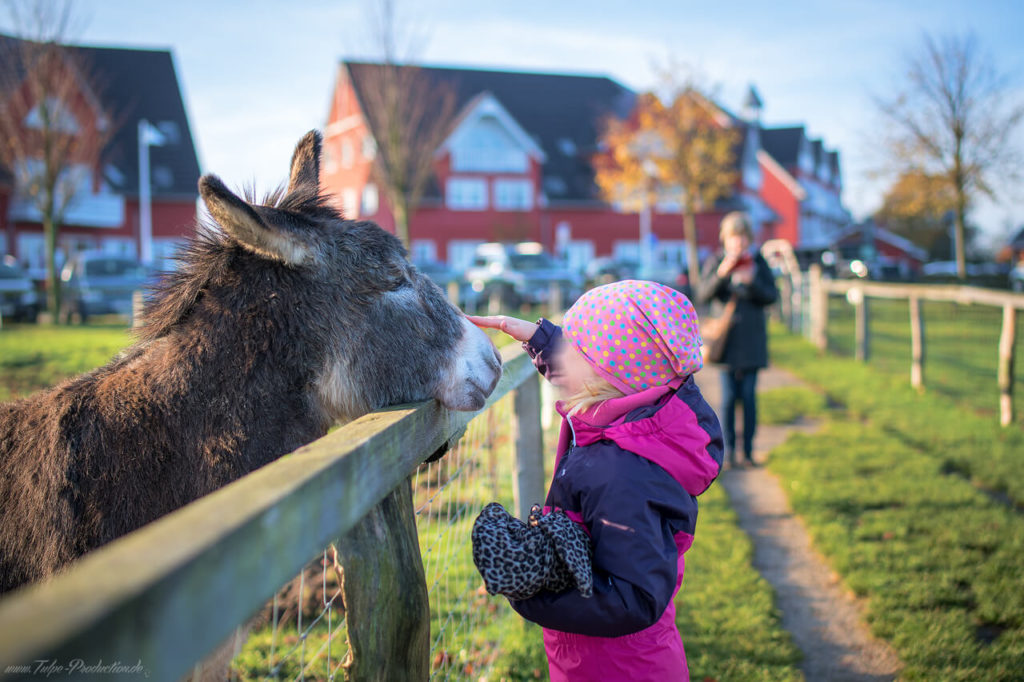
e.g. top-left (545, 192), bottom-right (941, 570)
top-left (229, 392), bottom-right (523, 681)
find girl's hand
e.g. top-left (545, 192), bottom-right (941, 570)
top-left (466, 315), bottom-right (537, 342)
top-left (717, 254), bottom-right (740, 278)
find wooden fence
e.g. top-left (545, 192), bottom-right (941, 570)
top-left (791, 265), bottom-right (1024, 427)
top-left (0, 342), bottom-right (544, 681)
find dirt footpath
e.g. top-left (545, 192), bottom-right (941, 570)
top-left (695, 366), bottom-right (903, 682)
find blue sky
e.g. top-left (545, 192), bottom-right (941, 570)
top-left (3, 0), bottom-right (1022, 246)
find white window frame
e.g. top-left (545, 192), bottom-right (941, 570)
top-left (361, 183), bottom-right (379, 216)
top-left (447, 240), bottom-right (485, 272)
top-left (410, 240), bottom-right (437, 263)
top-left (341, 140), bottom-right (354, 169)
top-left (100, 238), bottom-right (137, 259)
top-left (362, 134), bottom-right (377, 161)
top-left (342, 188), bottom-right (358, 217)
top-left (324, 144), bottom-right (338, 173)
top-left (446, 177), bottom-right (488, 211)
top-left (17, 233), bottom-right (46, 276)
top-left (494, 178), bottom-right (533, 211)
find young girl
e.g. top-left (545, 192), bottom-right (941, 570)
top-left (469, 279), bottom-right (724, 682)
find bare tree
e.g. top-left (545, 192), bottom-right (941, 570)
top-left (875, 32), bottom-right (1024, 279)
top-left (0, 0), bottom-right (112, 320)
top-left (356, 0), bottom-right (455, 249)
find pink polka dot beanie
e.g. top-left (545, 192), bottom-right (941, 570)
top-left (562, 280), bottom-right (703, 394)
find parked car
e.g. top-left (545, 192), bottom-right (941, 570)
top-left (584, 257), bottom-right (639, 287)
top-left (0, 256), bottom-right (40, 323)
top-left (637, 261), bottom-right (692, 300)
top-left (60, 252), bottom-right (151, 324)
top-left (412, 258), bottom-right (477, 307)
top-left (921, 260), bottom-right (1010, 287)
top-left (464, 242), bottom-right (582, 309)
top-left (1009, 261), bottom-right (1024, 292)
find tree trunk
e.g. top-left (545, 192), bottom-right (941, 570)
top-left (954, 201), bottom-right (968, 282)
top-left (682, 210), bottom-right (701, 295)
top-left (393, 197), bottom-right (410, 250)
top-left (43, 210), bottom-right (61, 323)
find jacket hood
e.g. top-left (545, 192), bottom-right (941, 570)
top-left (556, 376), bottom-right (722, 496)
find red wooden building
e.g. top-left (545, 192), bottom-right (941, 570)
top-left (323, 62), bottom-right (850, 273)
top-left (0, 35), bottom-right (201, 278)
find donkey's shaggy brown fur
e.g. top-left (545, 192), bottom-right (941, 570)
top-left (0, 131), bottom-right (501, 594)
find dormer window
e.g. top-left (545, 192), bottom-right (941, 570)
top-left (440, 93), bottom-right (546, 175)
top-left (544, 176), bottom-right (568, 196)
top-left (152, 166), bottom-right (174, 189)
top-left (362, 134), bottom-right (377, 161)
top-left (451, 115), bottom-right (528, 172)
top-left (341, 140), bottom-right (354, 168)
top-left (24, 97), bottom-right (79, 133)
top-left (798, 139), bottom-right (814, 175)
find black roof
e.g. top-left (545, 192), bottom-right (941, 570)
top-left (0, 34), bottom-right (200, 199)
top-left (345, 62), bottom-right (635, 202)
top-left (1010, 226), bottom-right (1024, 249)
top-left (760, 126), bottom-right (804, 168)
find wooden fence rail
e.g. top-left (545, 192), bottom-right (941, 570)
top-left (799, 265), bottom-right (1024, 427)
top-left (0, 343), bottom-right (542, 681)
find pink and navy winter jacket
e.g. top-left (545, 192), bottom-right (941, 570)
top-left (510, 320), bottom-right (724, 681)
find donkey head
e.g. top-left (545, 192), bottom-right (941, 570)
top-left (194, 130), bottom-right (502, 423)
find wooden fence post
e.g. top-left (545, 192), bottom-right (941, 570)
top-left (132, 290), bottom-right (145, 328)
top-left (549, 282), bottom-right (563, 316)
top-left (777, 274), bottom-right (793, 330)
top-left (513, 372), bottom-right (546, 521)
top-left (488, 288), bottom-right (503, 315)
top-left (998, 304), bottom-right (1017, 427)
top-left (909, 296), bottom-right (925, 392)
top-left (851, 289), bottom-right (869, 362)
top-left (337, 478), bottom-right (430, 682)
top-left (809, 266), bottom-right (828, 352)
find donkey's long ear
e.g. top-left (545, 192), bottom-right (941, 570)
top-left (200, 174), bottom-right (314, 265)
top-left (286, 130), bottom-right (322, 194)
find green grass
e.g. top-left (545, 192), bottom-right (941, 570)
top-left (772, 324), bottom-right (1024, 508)
top-left (823, 295), bottom-right (1024, 426)
top-left (758, 385), bottom-right (829, 426)
top-left (0, 323), bottom-right (133, 401)
top-left (768, 325), bottom-right (1024, 680)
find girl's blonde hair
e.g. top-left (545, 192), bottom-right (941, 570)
top-left (561, 376), bottom-right (625, 418)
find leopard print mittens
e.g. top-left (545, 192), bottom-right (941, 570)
top-left (471, 502), bottom-right (593, 600)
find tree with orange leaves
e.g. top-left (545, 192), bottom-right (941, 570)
top-left (593, 92), bottom-right (665, 273)
top-left (652, 87), bottom-right (740, 293)
top-left (594, 88), bottom-right (739, 293)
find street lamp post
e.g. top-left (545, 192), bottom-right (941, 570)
top-left (639, 159), bottom-right (658, 277)
top-left (137, 119), bottom-right (167, 266)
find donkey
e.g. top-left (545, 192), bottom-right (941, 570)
top-left (0, 130), bottom-right (502, 594)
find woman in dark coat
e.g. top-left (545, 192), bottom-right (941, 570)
top-left (696, 211), bottom-right (778, 467)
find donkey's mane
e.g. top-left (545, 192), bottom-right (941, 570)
top-left (135, 223), bottom-right (229, 343)
top-left (136, 183), bottom-right (344, 344)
